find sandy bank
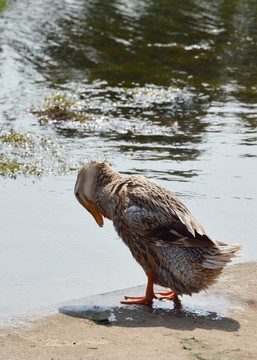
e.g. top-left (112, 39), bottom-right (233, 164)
top-left (1, 262), bottom-right (257, 359)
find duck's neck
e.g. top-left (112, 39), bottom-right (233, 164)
top-left (94, 163), bottom-right (124, 220)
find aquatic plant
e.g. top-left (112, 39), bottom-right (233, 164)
top-left (0, 128), bottom-right (33, 146)
top-left (0, 0), bottom-right (6, 12)
top-left (0, 128), bottom-right (82, 178)
top-left (31, 92), bottom-right (91, 124)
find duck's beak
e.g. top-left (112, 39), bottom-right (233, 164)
top-left (83, 201), bottom-right (104, 227)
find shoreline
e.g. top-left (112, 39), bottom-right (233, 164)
top-left (1, 261), bottom-right (257, 359)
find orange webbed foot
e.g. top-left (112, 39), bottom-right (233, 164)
top-left (121, 295), bottom-right (155, 306)
top-left (155, 290), bottom-right (182, 310)
top-left (120, 272), bottom-right (182, 309)
top-left (120, 272), bottom-right (156, 306)
top-left (155, 290), bottom-right (178, 300)
top-left (121, 291), bottom-right (182, 309)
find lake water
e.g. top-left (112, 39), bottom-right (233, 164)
top-left (0, 0), bottom-right (256, 319)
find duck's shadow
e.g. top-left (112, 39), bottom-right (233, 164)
top-left (59, 300), bottom-right (240, 332)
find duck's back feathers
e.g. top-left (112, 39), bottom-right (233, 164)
top-left (124, 176), bottom-right (217, 249)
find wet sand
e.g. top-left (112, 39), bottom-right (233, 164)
top-left (1, 262), bottom-right (257, 360)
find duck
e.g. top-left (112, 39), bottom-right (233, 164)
top-left (74, 161), bottom-right (242, 308)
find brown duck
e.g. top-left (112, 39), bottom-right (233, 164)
top-left (74, 161), bottom-right (242, 308)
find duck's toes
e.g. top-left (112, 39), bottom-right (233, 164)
top-left (155, 290), bottom-right (182, 309)
top-left (121, 295), bottom-right (153, 306)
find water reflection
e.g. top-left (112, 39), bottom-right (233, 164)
top-left (0, 0), bottom-right (256, 177)
top-left (28, 0), bottom-right (256, 89)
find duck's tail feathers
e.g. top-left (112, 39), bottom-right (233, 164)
top-left (201, 244), bottom-right (243, 270)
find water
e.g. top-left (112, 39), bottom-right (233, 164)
top-left (0, 0), bottom-right (256, 318)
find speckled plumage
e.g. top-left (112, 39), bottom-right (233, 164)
top-left (75, 161), bottom-right (242, 300)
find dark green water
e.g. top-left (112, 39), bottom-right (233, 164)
top-left (0, 0), bottom-right (256, 319)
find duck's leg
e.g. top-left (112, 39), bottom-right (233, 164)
top-left (121, 271), bottom-right (155, 306)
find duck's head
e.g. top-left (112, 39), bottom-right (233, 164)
top-left (74, 162), bottom-right (104, 227)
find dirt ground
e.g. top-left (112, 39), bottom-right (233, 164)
top-left (1, 262), bottom-right (257, 360)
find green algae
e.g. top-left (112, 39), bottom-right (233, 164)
top-left (0, 0), bottom-right (6, 12)
top-left (0, 128), bottom-right (82, 178)
top-left (0, 128), bottom-right (33, 147)
top-left (0, 158), bottom-right (24, 178)
top-left (31, 92), bottom-right (91, 124)
top-left (0, 157), bottom-right (41, 179)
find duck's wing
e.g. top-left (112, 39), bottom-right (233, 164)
top-left (124, 177), bottom-right (217, 248)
